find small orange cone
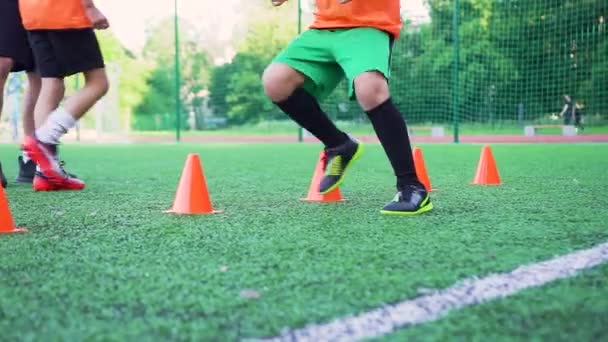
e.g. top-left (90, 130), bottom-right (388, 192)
top-left (165, 153), bottom-right (222, 214)
top-left (0, 186), bottom-right (27, 234)
top-left (413, 147), bottom-right (433, 192)
top-left (472, 145), bottom-right (501, 185)
top-left (301, 151), bottom-right (345, 202)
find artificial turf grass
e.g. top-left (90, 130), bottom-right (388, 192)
top-left (378, 263), bottom-right (608, 342)
top-left (0, 143), bottom-right (607, 340)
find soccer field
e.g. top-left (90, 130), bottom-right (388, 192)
top-left (1, 143), bottom-right (607, 340)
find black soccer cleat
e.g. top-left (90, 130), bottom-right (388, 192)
top-left (381, 183), bottom-right (433, 216)
top-left (15, 156), bottom-right (36, 183)
top-left (319, 136), bottom-right (363, 194)
top-left (0, 161), bottom-right (6, 189)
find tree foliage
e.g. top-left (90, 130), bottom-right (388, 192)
top-left (133, 18), bottom-right (212, 130)
top-left (117, 0), bottom-right (607, 130)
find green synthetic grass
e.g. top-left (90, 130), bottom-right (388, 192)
top-left (380, 264), bottom-right (608, 342)
top-left (0, 143), bottom-right (607, 340)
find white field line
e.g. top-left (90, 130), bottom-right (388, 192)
top-left (257, 242), bottom-right (608, 342)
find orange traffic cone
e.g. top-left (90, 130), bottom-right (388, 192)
top-left (0, 186), bottom-right (27, 234)
top-left (165, 153), bottom-right (222, 214)
top-left (413, 147), bottom-right (433, 192)
top-left (301, 151), bottom-right (345, 202)
top-left (472, 145), bottom-right (501, 185)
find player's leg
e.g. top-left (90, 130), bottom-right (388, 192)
top-left (62, 68), bottom-right (108, 120)
top-left (24, 30), bottom-right (68, 189)
top-left (0, 0), bottom-right (27, 188)
top-left (337, 27), bottom-right (432, 215)
top-left (25, 73), bottom-right (70, 189)
top-left (263, 29), bottom-right (350, 148)
top-left (15, 71), bottom-right (41, 183)
top-left (263, 29), bottom-right (363, 194)
top-left (0, 0), bottom-right (41, 184)
top-left (24, 28), bottom-right (107, 190)
top-left (0, 0), bottom-right (21, 115)
top-left (22, 72), bottom-right (40, 137)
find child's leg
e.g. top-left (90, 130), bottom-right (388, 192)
top-left (63, 68), bottom-right (108, 119)
top-left (23, 71), bottom-right (41, 136)
top-left (35, 68), bottom-right (108, 145)
top-left (0, 0), bottom-right (32, 116)
top-left (354, 72), bottom-right (418, 189)
top-left (264, 29), bottom-right (365, 194)
top-left (33, 27), bottom-right (107, 145)
top-left (24, 75), bottom-right (85, 190)
top-left (263, 63), bottom-right (347, 148)
top-left (23, 28), bottom-right (104, 190)
top-left (356, 73), bottom-right (431, 215)
top-left (263, 29), bottom-right (348, 149)
top-left (31, 78), bottom-right (67, 145)
top-left (337, 28), bottom-right (431, 215)
top-left (0, 0), bottom-right (39, 182)
top-left (15, 71), bottom-right (41, 184)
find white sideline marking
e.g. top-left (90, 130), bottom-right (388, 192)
top-left (258, 242), bottom-right (608, 342)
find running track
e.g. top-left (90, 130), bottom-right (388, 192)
top-left (130, 134), bottom-right (608, 144)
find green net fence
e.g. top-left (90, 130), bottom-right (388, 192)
top-left (5, 0), bottom-right (604, 141)
top-left (389, 0), bottom-right (607, 137)
top-left (316, 0), bottom-right (608, 137)
top-left (204, 0), bottom-right (608, 138)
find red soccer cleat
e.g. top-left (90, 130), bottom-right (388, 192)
top-left (33, 172), bottom-right (85, 192)
top-left (22, 136), bottom-right (66, 183)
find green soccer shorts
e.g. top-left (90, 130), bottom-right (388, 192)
top-left (272, 27), bottom-right (392, 101)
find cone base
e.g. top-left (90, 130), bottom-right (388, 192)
top-left (470, 181), bottom-right (502, 185)
top-left (0, 227), bottom-right (28, 234)
top-left (164, 209), bottom-right (223, 215)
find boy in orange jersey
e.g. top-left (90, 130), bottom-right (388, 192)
top-left (264, 0), bottom-right (432, 215)
top-left (20, 0), bottom-right (110, 191)
top-left (0, 0), bottom-right (41, 187)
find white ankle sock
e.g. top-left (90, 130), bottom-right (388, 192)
top-left (36, 108), bottom-right (76, 145)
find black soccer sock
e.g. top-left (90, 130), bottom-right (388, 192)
top-left (275, 88), bottom-right (348, 148)
top-left (366, 98), bottom-right (419, 188)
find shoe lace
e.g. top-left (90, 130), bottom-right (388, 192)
top-left (54, 159), bottom-right (74, 178)
top-left (391, 192), bottom-right (401, 202)
top-left (58, 160), bottom-right (67, 173)
top-left (395, 184), bottom-right (425, 202)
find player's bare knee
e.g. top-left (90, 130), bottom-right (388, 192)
top-left (86, 70), bottom-right (110, 97)
top-left (96, 76), bottom-right (110, 97)
top-left (354, 72), bottom-right (390, 111)
top-left (262, 63), bottom-right (304, 102)
top-left (262, 65), bottom-right (289, 101)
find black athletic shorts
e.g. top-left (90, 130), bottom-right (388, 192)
top-left (0, 0), bottom-right (35, 72)
top-left (27, 28), bottom-right (105, 78)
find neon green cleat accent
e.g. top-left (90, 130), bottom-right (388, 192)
top-left (380, 184), bottom-right (433, 216)
top-left (319, 138), bottom-right (364, 195)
